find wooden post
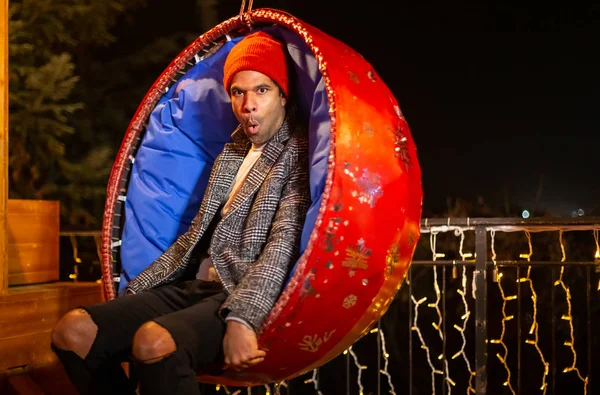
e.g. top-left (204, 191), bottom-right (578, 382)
top-left (1, 0), bottom-right (9, 295)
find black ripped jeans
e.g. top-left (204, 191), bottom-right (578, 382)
top-left (52, 280), bottom-right (227, 395)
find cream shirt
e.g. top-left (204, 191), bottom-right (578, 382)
top-left (196, 143), bottom-right (265, 282)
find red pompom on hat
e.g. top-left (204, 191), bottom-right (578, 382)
top-left (223, 31), bottom-right (289, 98)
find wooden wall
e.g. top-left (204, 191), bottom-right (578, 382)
top-left (1, 0), bottom-right (8, 295)
top-left (7, 200), bottom-right (60, 285)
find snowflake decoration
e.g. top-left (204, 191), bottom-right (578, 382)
top-left (348, 70), bottom-right (360, 84)
top-left (393, 124), bottom-right (411, 170)
top-left (343, 295), bottom-right (358, 309)
top-left (363, 122), bottom-right (374, 136)
top-left (385, 243), bottom-right (400, 280)
top-left (355, 169), bottom-right (383, 208)
top-left (343, 238), bottom-right (372, 271)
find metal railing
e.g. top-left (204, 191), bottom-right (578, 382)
top-left (59, 217), bottom-right (600, 395)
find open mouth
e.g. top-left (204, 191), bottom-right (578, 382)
top-left (246, 121), bottom-right (259, 135)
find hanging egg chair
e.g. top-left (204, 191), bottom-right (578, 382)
top-left (101, 7), bottom-right (422, 387)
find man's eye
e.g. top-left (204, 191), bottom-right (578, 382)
top-left (258, 87), bottom-right (268, 94)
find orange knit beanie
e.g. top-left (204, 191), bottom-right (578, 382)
top-left (223, 31), bottom-right (289, 98)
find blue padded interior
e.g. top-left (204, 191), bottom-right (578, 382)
top-left (119, 26), bottom-right (331, 294)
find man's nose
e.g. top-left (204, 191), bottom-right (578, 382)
top-left (243, 94), bottom-right (257, 112)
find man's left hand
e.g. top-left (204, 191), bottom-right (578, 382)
top-left (223, 320), bottom-right (266, 371)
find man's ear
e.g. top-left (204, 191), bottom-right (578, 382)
top-left (280, 95), bottom-right (287, 107)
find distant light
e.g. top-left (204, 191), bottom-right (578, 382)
top-left (522, 210), bottom-right (530, 219)
top-left (578, 209), bottom-right (585, 217)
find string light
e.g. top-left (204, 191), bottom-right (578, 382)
top-left (68, 235), bottom-right (81, 280)
top-left (411, 295), bottom-right (443, 394)
top-left (448, 228), bottom-right (475, 393)
top-left (410, 231), bottom-right (446, 394)
top-left (273, 381), bottom-right (288, 395)
top-left (555, 230), bottom-right (588, 394)
top-left (454, 266), bottom-right (476, 394)
top-left (595, 229), bottom-right (600, 259)
top-left (489, 230), bottom-right (516, 395)
top-left (430, 231), bottom-right (438, 263)
top-left (225, 387), bottom-right (254, 395)
top-left (69, 235), bottom-right (83, 264)
top-left (341, 325), bottom-right (395, 395)
top-left (517, 231), bottom-right (549, 393)
top-left (303, 369), bottom-right (323, 395)
top-left (372, 327), bottom-right (397, 395)
top-left (215, 385), bottom-right (231, 394)
top-left (428, 266), bottom-right (454, 392)
top-left (347, 346), bottom-right (367, 395)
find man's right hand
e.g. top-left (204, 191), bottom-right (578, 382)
top-left (222, 320), bottom-right (266, 371)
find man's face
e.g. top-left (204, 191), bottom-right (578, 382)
top-left (230, 70), bottom-right (287, 146)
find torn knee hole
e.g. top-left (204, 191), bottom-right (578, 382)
top-left (52, 308), bottom-right (98, 358)
top-left (132, 321), bottom-right (178, 362)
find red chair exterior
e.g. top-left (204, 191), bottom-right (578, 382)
top-left (101, 8), bottom-right (422, 386)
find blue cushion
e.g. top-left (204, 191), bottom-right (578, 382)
top-left (119, 28), bottom-right (330, 294)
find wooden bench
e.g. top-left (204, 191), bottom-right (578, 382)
top-left (0, 282), bottom-right (105, 372)
top-left (0, 282), bottom-right (104, 393)
top-left (0, 200), bottom-right (105, 391)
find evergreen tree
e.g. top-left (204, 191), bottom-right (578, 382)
top-left (9, 0), bottom-right (224, 228)
top-left (8, 3), bottom-right (83, 201)
top-left (8, 0), bottom-right (146, 227)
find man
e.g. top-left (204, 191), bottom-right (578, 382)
top-left (51, 31), bottom-right (311, 395)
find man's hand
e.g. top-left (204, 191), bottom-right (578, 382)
top-left (223, 320), bottom-right (266, 371)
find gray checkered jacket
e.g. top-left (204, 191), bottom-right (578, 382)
top-left (126, 114), bottom-right (311, 331)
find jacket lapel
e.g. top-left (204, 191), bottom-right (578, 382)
top-left (195, 126), bottom-right (249, 232)
top-left (222, 115), bottom-right (294, 219)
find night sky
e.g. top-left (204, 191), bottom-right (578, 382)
top-left (119, 0), bottom-right (600, 217)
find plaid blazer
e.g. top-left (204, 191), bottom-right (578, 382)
top-left (126, 114), bottom-right (311, 331)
